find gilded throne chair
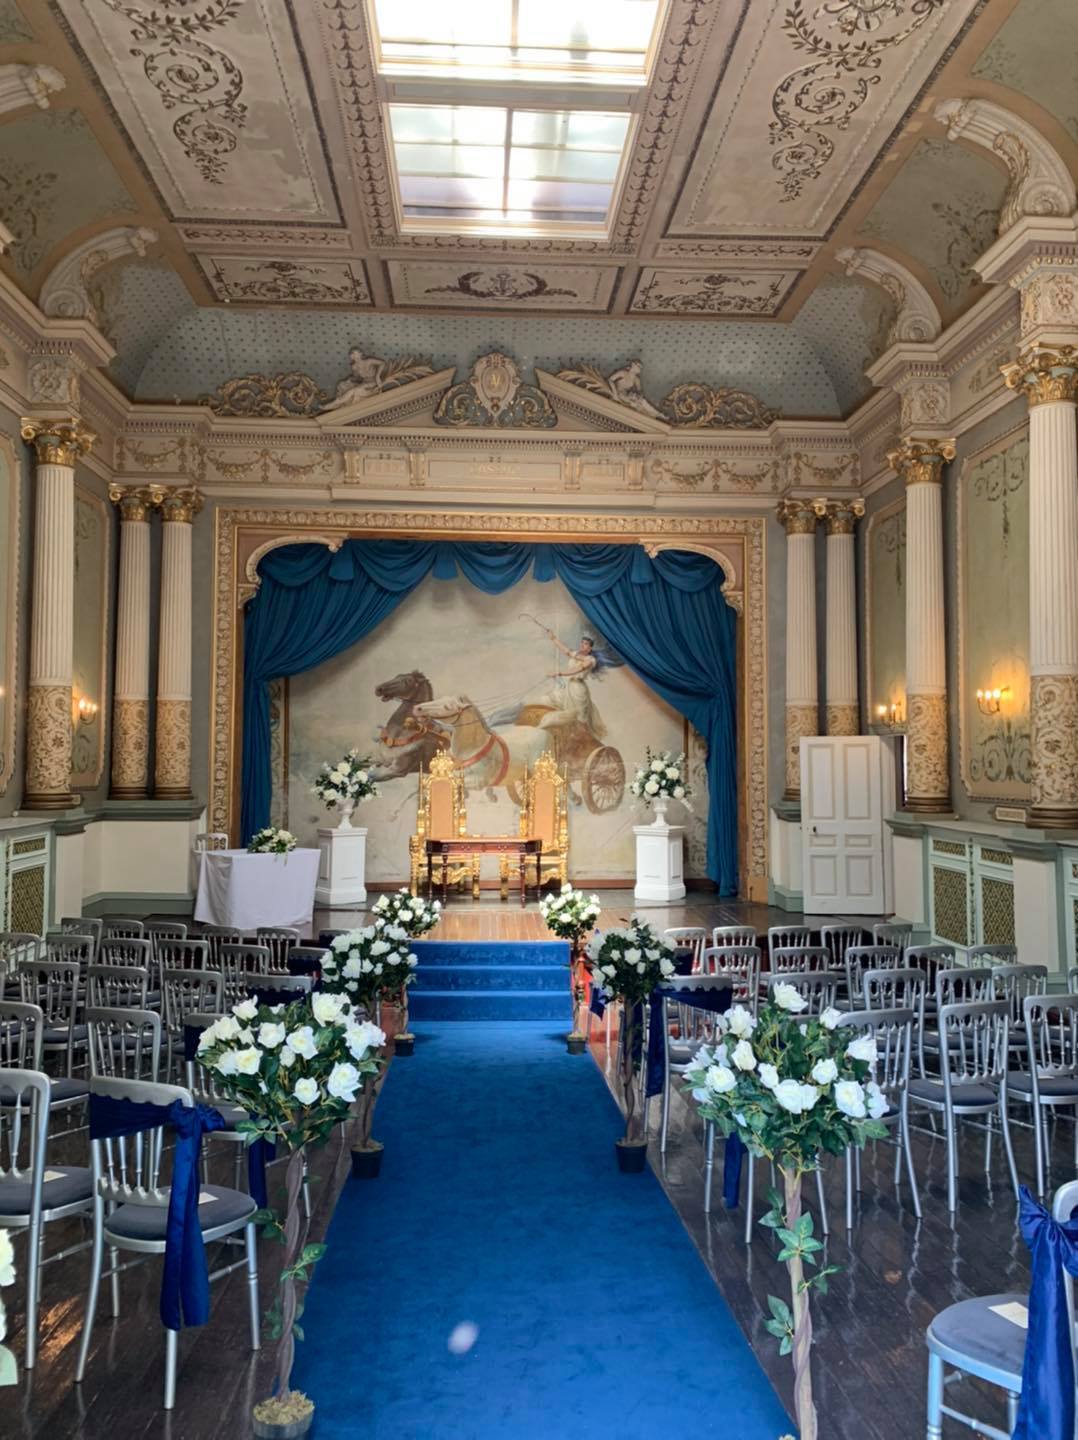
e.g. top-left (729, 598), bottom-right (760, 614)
top-left (409, 751), bottom-right (478, 898)
top-left (502, 751), bottom-right (569, 896)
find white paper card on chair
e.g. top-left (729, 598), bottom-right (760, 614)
top-left (197, 1192), bottom-right (218, 1205)
top-left (43, 1170), bottom-right (66, 1183)
top-left (989, 1302), bottom-right (1028, 1329)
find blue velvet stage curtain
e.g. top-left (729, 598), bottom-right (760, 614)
top-left (242, 540), bottom-right (739, 892)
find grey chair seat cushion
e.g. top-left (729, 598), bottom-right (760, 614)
top-left (927, 1292), bottom-right (1026, 1387)
top-left (43, 1023), bottom-right (88, 1046)
top-left (0, 1076), bottom-right (89, 1107)
top-left (1007, 1070), bottom-right (1078, 1099)
top-left (105, 1182), bottom-right (256, 1242)
top-left (909, 1077), bottom-right (999, 1108)
top-left (0, 1164), bottom-right (92, 1216)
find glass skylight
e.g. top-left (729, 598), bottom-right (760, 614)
top-left (371, 0), bottom-right (664, 84)
top-left (388, 105), bottom-right (632, 230)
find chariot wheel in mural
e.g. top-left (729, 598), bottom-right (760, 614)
top-left (514, 704), bottom-right (625, 813)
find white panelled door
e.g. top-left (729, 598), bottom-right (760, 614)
top-left (800, 736), bottom-right (886, 914)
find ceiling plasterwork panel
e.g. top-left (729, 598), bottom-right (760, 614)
top-left (198, 256), bottom-right (371, 305)
top-left (971, 0), bottom-right (1078, 144)
top-left (0, 0), bottom-right (32, 43)
top-left (630, 267), bottom-right (800, 315)
top-left (54, 0), bottom-right (340, 224)
top-left (670, 0), bottom-right (985, 239)
top-left (385, 263), bottom-right (621, 313)
top-left (177, 225), bottom-right (352, 250)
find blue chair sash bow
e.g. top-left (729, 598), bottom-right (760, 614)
top-left (1013, 1186), bottom-right (1078, 1440)
top-left (88, 1093), bottom-right (226, 1330)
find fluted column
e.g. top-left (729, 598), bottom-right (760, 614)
top-left (109, 484), bottom-right (160, 797)
top-left (155, 487), bottom-right (202, 799)
top-left (19, 417), bottom-right (95, 809)
top-left (822, 499), bottom-right (864, 735)
top-left (778, 498), bottom-right (819, 800)
top-left (888, 438), bottom-right (955, 813)
top-left (1002, 345), bottom-right (1078, 826)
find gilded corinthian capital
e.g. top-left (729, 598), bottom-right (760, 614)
top-left (108, 483), bottom-right (164, 522)
top-left (1001, 344), bottom-right (1078, 406)
top-left (20, 416), bottom-right (96, 467)
top-left (886, 437), bottom-right (956, 486)
top-left (776, 497), bottom-right (818, 535)
top-left (159, 487), bottom-right (204, 523)
top-left (815, 498), bottom-right (865, 535)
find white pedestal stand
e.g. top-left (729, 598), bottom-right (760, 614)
top-left (315, 825), bottom-right (368, 908)
top-left (633, 813), bottom-right (686, 906)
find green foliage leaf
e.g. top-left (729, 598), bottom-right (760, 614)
top-left (292, 1322), bottom-right (305, 1342)
top-left (300, 1243), bottom-right (326, 1265)
top-left (767, 1294), bottom-right (793, 1327)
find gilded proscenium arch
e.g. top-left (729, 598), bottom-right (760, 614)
top-left (211, 509), bottom-right (768, 898)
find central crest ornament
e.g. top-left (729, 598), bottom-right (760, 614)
top-left (434, 351), bottom-right (556, 429)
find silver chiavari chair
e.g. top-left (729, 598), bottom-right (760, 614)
top-left (44, 931), bottom-right (94, 972)
top-left (662, 927), bottom-right (708, 973)
top-left (86, 963), bottom-right (149, 1012)
top-left (220, 943), bottom-right (271, 1005)
top-left (74, 1075), bottom-right (260, 1410)
top-left (101, 917), bottom-right (145, 942)
top-left (821, 923), bottom-right (866, 971)
top-left (920, 967), bottom-right (994, 1076)
top-left (699, 945), bottom-right (761, 1016)
top-left (201, 925), bottom-right (245, 966)
top-left (768, 970), bottom-right (842, 1016)
top-left (991, 963), bottom-right (1047, 1055)
top-left (656, 973), bottom-right (732, 1158)
top-left (144, 923), bottom-right (188, 981)
top-left (0, 1000), bottom-right (89, 1119)
top-left (100, 936), bottom-right (152, 969)
top-left (969, 944), bottom-right (1018, 969)
top-left (59, 916), bottom-right (103, 961)
top-left (767, 924), bottom-right (812, 954)
top-left (907, 944), bottom-right (957, 1010)
top-left (193, 832), bottom-right (228, 854)
top-left (845, 945), bottom-right (902, 1009)
top-left (872, 921), bottom-right (913, 951)
top-left (908, 999), bottom-right (1019, 1214)
top-left (158, 937), bottom-right (211, 974)
top-left (1012, 993), bottom-right (1078, 1199)
top-left (160, 967), bottom-right (223, 1076)
top-left (863, 966), bottom-right (927, 1014)
top-left (18, 959), bottom-right (85, 1076)
top-left (0, 933), bottom-right (41, 999)
top-left (181, 1011), bottom-right (258, 1191)
top-left (245, 973), bottom-right (313, 1004)
top-left (86, 1006), bottom-right (162, 1082)
top-left (0, 1069), bottom-right (94, 1368)
top-left (712, 924), bottom-right (756, 949)
top-left (836, 1007), bottom-right (921, 1228)
top-left (255, 926), bottom-right (302, 975)
top-left (771, 945), bottom-right (830, 976)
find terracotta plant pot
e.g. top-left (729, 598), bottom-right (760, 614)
top-left (615, 1139), bottom-right (648, 1174)
top-left (351, 1141), bottom-right (384, 1179)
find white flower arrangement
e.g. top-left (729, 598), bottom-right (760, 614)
top-left (322, 924), bottom-right (418, 1007)
top-left (0, 1228), bottom-right (14, 1386)
top-left (370, 887), bottom-right (441, 937)
top-left (248, 826), bottom-right (297, 855)
top-left (585, 915), bottom-right (677, 1006)
top-left (313, 749), bottom-right (378, 810)
top-left (629, 747), bottom-right (692, 806)
top-left (539, 885), bottom-right (601, 943)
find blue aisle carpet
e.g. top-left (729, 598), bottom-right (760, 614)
top-left (293, 1022), bottom-right (793, 1439)
top-left (409, 941), bottom-right (572, 1021)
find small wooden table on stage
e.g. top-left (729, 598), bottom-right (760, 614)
top-left (426, 837), bottom-right (543, 907)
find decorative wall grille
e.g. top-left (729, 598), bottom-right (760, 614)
top-left (932, 866), bottom-right (970, 947)
top-left (981, 876), bottom-right (1016, 946)
top-left (2, 830), bottom-right (50, 935)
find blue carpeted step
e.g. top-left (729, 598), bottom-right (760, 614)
top-left (412, 963), bottom-right (565, 994)
top-left (412, 940), bottom-right (568, 967)
top-left (408, 989), bottom-right (570, 1022)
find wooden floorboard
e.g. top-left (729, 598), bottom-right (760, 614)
top-left (3, 892), bottom-right (1041, 1438)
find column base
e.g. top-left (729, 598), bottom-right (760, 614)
top-left (903, 795), bottom-right (952, 815)
top-left (154, 786), bottom-right (194, 800)
top-left (111, 786), bottom-right (150, 800)
top-left (1029, 805), bottom-right (1078, 830)
top-left (782, 788), bottom-right (802, 803)
top-left (22, 791), bottom-right (81, 811)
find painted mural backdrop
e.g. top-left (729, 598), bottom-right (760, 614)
top-left (960, 428), bottom-right (1031, 801)
top-left (866, 500), bottom-right (906, 723)
top-left (279, 573), bottom-right (706, 881)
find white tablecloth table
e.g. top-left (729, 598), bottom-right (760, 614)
top-left (194, 849), bottom-right (320, 932)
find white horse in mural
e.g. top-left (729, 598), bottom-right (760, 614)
top-left (411, 695), bottom-right (551, 803)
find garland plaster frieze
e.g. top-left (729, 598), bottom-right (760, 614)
top-left (210, 507), bottom-right (769, 891)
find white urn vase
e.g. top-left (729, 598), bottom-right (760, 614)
top-left (649, 795), bottom-right (670, 828)
top-left (336, 796), bottom-right (355, 830)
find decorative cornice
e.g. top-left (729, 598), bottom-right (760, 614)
top-left (836, 247), bottom-right (941, 343)
top-left (1001, 344), bottom-right (1078, 407)
top-left (20, 416), bottom-right (96, 467)
top-left (935, 99), bottom-right (1076, 237)
top-left (159, 487), bottom-right (203, 523)
top-left (39, 227), bottom-right (159, 324)
top-left (886, 436), bottom-right (956, 486)
top-left (0, 63), bottom-right (65, 116)
top-left (777, 498), bottom-right (818, 535)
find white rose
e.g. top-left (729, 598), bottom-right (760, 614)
top-left (819, 1007), bottom-right (844, 1031)
top-left (214, 1015), bottom-right (241, 1041)
top-left (659, 957), bottom-right (675, 978)
top-left (288, 1026), bottom-right (319, 1060)
top-left (727, 1005), bottom-right (756, 1039)
top-left (371, 940), bottom-right (390, 956)
top-left (665, 767), bottom-right (679, 780)
top-left (312, 992), bottom-right (347, 1027)
top-left (233, 998), bottom-right (259, 1022)
top-left (293, 1077), bottom-right (320, 1106)
top-left (811, 1058), bottom-right (838, 1085)
top-left (673, 785), bottom-right (685, 799)
top-left (834, 1079), bottom-right (866, 1119)
top-left (651, 758), bottom-right (665, 772)
top-left (625, 947), bottom-right (642, 965)
top-left (278, 1045), bottom-right (296, 1068)
top-left (731, 1039), bottom-right (756, 1072)
top-left (327, 1062), bottom-right (362, 1102)
top-left (214, 1049), bottom-right (240, 1076)
top-left (773, 982), bottom-right (808, 1013)
top-left (773, 1078), bottom-right (807, 1113)
top-left (644, 779), bottom-right (660, 795)
top-left (258, 1022), bottom-right (286, 1049)
top-left (343, 958), bottom-right (362, 979)
top-left (0, 1231), bottom-right (14, 1287)
top-left (346, 1020), bottom-right (385, 1057)
top-left (845, 1034), bottom-right (878, 1065)
top-left (356, 770), bottom-right (369, 783)
top-left (799, 1083), bottom-right (821, 1111)
top-left (706, 1064), bottom-right (737, 1094)
top-left (758, 1063), bottom-right (779, 1091)
top-left (866, 1081), bottom-right (889, 1120)
top-left (233, 1047), bottom-right (261, 1075)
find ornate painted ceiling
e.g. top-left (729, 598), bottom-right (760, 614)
top-left (0, 0), bottom-right (1075, 417)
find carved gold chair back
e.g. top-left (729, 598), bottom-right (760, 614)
top-left (409, 751), bottom-right (475, 893)
top-left (513, 751), bottom-right (569, 889)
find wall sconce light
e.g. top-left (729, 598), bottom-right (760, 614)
top-left (74, 694), bottom-right (98, 726)
top-left (976, 685), bottom-right (1010, 715)
top-left (876, 701), bottom-right (903, 729)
